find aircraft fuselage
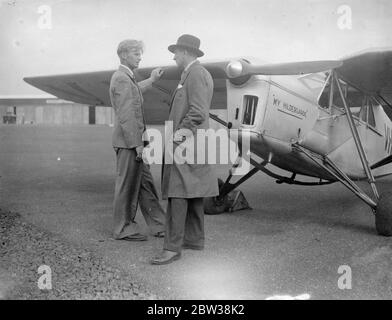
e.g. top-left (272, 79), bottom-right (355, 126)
top-left (226, 72), bottom-right (392, 180)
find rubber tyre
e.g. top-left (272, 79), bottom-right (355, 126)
top-left (203, 178), bottom-right (226, 215)
top-left (376, 192), bottom-right (392, 236)
top-left (203, 197), bottom-right (226, 215)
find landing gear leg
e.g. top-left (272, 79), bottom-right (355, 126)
top-left (204, 158), bottom-right (255, 215)
top-left (332, 72), bottom-right (392, 236)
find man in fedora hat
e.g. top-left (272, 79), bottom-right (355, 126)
top-left (151, 34), bottom-right (219, 265)
top-left (110, 39), bottom-right (166, 241)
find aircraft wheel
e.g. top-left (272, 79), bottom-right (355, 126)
top-left (375, 192), bottom-right (392, 236)
top-left (204, 179), bottom-right (227, 215)
top-left (204, 196), bottom-right (227, 214)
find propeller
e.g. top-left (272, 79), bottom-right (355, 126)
top-left (225, 59), bottom-right (343, 78)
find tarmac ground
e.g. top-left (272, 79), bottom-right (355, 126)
top-left (1, 124), bottom-right (392, 299)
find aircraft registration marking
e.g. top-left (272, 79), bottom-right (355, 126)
top-left (272, 94), bottom-right (307, 120)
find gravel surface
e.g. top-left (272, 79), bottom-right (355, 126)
top-left (2, 125), bottom-right (392, 299)
top-left (0, 209), bottom-right (158, 300)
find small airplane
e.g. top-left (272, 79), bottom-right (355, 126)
top-left (24, 47), bottom-right (392, 236)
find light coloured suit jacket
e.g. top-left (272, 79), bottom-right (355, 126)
top-left (109, 65), bottom-right (145, 149)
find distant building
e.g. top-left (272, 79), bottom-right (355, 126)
top-left (0, 96), bottom-right (114, 125)
top-left (0, 94), bottom-right (227, 129)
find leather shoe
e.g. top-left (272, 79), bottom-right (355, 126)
top-left (150, 250), bottom-right (181, 265)
top-left (183, 243), bottom-right (204, 250)
top-left (154, 231), bottom-right (165, 238)
top-left (121, 234), bottom-right (148, 241)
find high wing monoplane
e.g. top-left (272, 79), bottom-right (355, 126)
top-left (24, 48), bottom-right (392, 236)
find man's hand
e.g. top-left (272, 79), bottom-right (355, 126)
top-left (150, 67), bottom-right (164, 83)
top-left (173, 131), bottom-right (185, 142)
top-left (135, 145), bottom-right (144, 162)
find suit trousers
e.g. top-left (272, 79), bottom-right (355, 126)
top-left (113, 148), bottom-right (165, 239)
top-left (163, 197), bottom-right (204, 252)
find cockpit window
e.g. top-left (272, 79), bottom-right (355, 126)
top-left (360, 103), bottom-right (368, 122)
top-left (317, 74), bottom-right (378, 128)
top-left (318, 76), bottom-right (366, 114)
top-left (334, 79), bottom-right (365, 110)
top-left (242, 95), bottom-right (258, 125)
top-left (318, 74), bottom-right (332, 109)
top-left (300, 72), bottom-right (329, 98)
top-left (367, 97), bottom-right (376, 127)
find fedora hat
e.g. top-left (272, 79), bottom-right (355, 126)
top-left (168, 34), bottom-right (204, 57)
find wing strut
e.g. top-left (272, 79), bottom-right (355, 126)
top-left (378, 94), bottom-right (392, 109)
top-left (333, 71), bottom-right (380, 201)
top-left (293, 144), bottom-right (377, 210)
top-left (371, 154), bottom-right (392, 170)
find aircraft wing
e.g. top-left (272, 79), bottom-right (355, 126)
top-left (27, 53), bottom-right (392, 123)
top-left (23, 61), bottom-right (229, 108)
top-left (24, 70), bottom-right (114, 106)
top-left (25, 49), bottom-right (392, 107)
top-left (337, 48), bottom-right (392, 105)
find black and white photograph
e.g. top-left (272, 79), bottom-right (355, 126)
top-left (1, 0), bottom-right (392, 305)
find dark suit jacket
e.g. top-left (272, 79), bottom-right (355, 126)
top-left (161, 60), bottom-right (219, 199)
top-left (109, 65), bottom-right (145, 149)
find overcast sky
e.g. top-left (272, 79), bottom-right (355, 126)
top-left (1, 0), bottom-right (391, 95)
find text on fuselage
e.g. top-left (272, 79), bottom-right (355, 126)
top-left (272, 95), bottom-right (308, 120)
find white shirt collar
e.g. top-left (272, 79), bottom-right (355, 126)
top-left (120, 64), bottom-right (134, 78)
top-left (183, 59), bottom-right (197, 73)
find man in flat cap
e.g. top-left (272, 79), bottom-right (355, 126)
top-left (151, 34), bottom-right (219, 264)
top-left (110, 39), bottom-right (165, 241)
